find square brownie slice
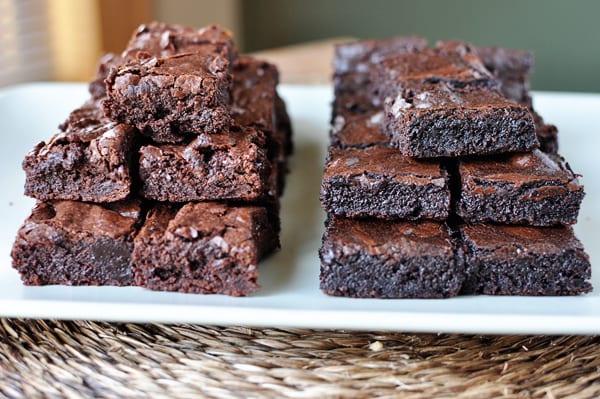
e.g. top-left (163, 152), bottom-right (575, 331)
top-left (383, 82), bottom-right (537, 158)
top-left (321, 145), bottom-right (450, 220)
top-left (138, 126), bottom-right (275, 202)
top-left (457, 149), bottom-right (584, 226)
top-left (320, 217), bottom-right (462, 298)
top-left (104, 52), bottom-right (232, 143)
top-left (460, 224), bottom-right (592, 295)
top-left (132, 202), bottom-right (279, 296)
top-left (23, 100), bottom-right (136, 203)
top-left (11, 199), bottom-right (142, 286)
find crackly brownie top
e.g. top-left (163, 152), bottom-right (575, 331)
top-left (324, 144), bottom-right (445, 186)
top-left (25, 200), bottom-right (141, 239)
top-left (140, 126), bottom-right (267, 161)
top-left (231, 57), bottom-right (278, 129)
top-left (386, 82), bottom-right (523, 115)
top-left (326, 217), bottom-right (452, 258)
top-left (460, 149), bottom-right (582, 189)
top-left (123, 22), bottom-right (235, 61)
top-left (141, 202), bottom-right (263, 247)
top-left (375, 48), bottom-right (496, 89)
top-left (475, 46), bottom-right (533, 78)
top-left (334, 36), bottom-right (427, 74)
top-left (330, 111), bottom-right (389, 149)
top-left (462, 224), bottom-right (583, 256)
top-left (29, 101), bottom-right (133, 167)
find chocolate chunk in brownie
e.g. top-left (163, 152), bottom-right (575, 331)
top-left (384, 82), bottom-right (537, 158)
top-left (457, 149), bottom-right (584, 226)
top-left (104, 52), bottom-right (232, 143)
top-left (333, 36), bottom-right (428, 75)
top-left (138, 126), bottom-right (275, 202)
top-left (372, 48), bottom-right (498, 101)
top-left (23, 101), bottom-right (136, 203)
top-left (132, 202), bottom-right (279, 296)
top-left (11, 199), bottom-right (142, 286)
top-left (330, 111), bottom-right (389, 149)
top-left (460, 224), bottom-right (591, 295)
top-left (321, 144), bottom-right (450, 220)
top-left (320, 217), bottom-right (462, 298)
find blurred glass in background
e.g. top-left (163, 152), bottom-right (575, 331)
top-left (1, 0), bottom-right (598, 91)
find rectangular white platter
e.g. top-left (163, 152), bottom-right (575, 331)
top-left (1, 83), bottom-right (599, 334)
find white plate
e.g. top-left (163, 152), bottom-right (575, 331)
top-left (1, 83), bottom-right (599, 334)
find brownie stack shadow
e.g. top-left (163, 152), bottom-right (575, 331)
top-left (11, 22), bottom-right (292, 296)
top-left (319, 38), bottom-right (591, 298)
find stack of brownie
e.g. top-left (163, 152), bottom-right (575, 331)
top-left (320, 37), bottom-right (591, 298)
top-left (11, 22), bottom-right (292, 296)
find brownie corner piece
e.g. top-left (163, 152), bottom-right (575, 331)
top-left (11, 199), bottom-right (142, 286)
top-left (458, 149), bottom-right (584, 226)
top-left (319, 217), bottom-right (462, 298)
top-left (460, 224), bottom-right (592, 295)
top-left (132, 202), bottom-right (279, 296)
top-left (23, 102), bottom-right (136, 203)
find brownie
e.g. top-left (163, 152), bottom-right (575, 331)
top-left (476, 46), bottom-right (533, 105)
top-left (89, 53), bottom-right (123, 99)
top-left (104, 52), bottom-right (232, 143)
top-left (138, 126), bottom-right (274, 202)
top-left (372, 48), bottom-right (498, 101)
top-left (122, 22), bottom-right (236, 63)
top-left (330, 111), bottom-right (389, 149)
top-left (435, 41), bottom-right (534, 105)
top-left (321, 145), bottom-right (450, 220)
top-left (132, 202), bottom-right (279, 296)
top-left (11, 199), bottom-right (142, 286)
top-left (320, 217), bottom-right (462, 298)
top-left (534, 112), bottom-right (559, 153)
top-left (383, 81), bottom-right (537, 158)
top-left (457, 149), bottom-right (584, 226)
top-left (333, 36), bottom-right (428, 75)
top-left (23, 101), bottom-right (136, 203)
top-left (460, 224), bottom-right (591, 295)
top-left (275, 93), bottom-right (293, 156)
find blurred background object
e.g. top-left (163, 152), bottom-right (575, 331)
top-left (0, 0), bottom-right (598, 91)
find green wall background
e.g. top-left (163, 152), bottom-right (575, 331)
top-left (242, 0), bottom-right (600, 92)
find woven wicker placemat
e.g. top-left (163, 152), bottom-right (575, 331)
top-left (1, 319), bottom-right (599, 398)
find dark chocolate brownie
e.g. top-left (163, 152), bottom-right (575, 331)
top-left (333, 36), bottom-right (428, 75)
top-left (321, 145), bottom-right (450, 220)
top-left (330, 111), bottom-right (389, 149)
top-left (457, 149), bottom-right (584, 226)
top-left (23, 100), bottom-right (136, 203)
top-left (104, 52), bottom-right (232, 143)
top-left (132, 202), bottom-right (279, 296)
top-left (460, 224), bottom-right (591, 295)
top-left (371, 48), bottom-right (498, 101)
top-left (383, 81), bottom-right (537, 158)
top-left (275, 93), bottom-right (293, 156)
top-left (11, 199), bottom-right (142, 286)
top-left (138, 126), bottom-right (274, 202)
top-left (320, 217), bottom-right (462, 298)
